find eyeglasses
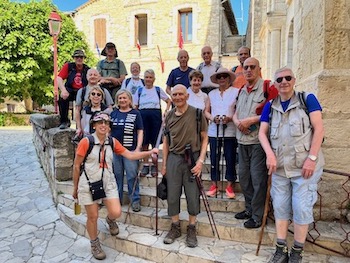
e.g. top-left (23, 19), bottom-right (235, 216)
top-left (276, 76), bottom-right (293, 83)
top-left (74, 56), bottom-right (84, 59)
top-left (243, 65), bottom-right (257, 70)
top-left (91, 92), bottom-right (102, 97)
top-left (216, 74), bottom-right (229, 79)
top-left (95, 120), bottom-right (110, 125)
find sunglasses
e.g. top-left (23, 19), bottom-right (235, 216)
top-left (216, 74), bottom-right (229, 79)
top-left (276, 76), bottom-right (293, 83)
top-left (243, 65), bottom-right (257, 70)
top-left (91, 92), bottom-right (102, 97)
top-left (95, 120), bottom-right (110, 125)
top-left (74, 56), bottom-right (84, 59)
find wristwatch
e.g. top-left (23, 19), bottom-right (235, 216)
top-left (308, 154), bottom-right (317, 161)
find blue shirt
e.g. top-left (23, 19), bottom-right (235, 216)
top-left (260, 93), bottom-right (322, 123)
top-left (110, 109), bottom-right (143, 150)
top-left (166, 67), bottom-right (194, 88)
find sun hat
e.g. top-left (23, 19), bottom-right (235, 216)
top-left (91, 112), bottom-right (111, 123)
top-left (210, 67), bottom-right (236, 84)
top-left (72, 49), bottom-right (86, 58)
top-left (101, 42), bottom-right (118, 57)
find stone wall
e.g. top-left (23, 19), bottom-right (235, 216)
top-left (30, 114), bottom-right (75, 184)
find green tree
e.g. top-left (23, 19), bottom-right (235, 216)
top-left (0, 0), bottom-right (97, 110)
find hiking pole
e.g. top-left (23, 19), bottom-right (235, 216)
top-left (215, 115), bottom-right (220, 198)
top-left (256, 173), bottom-right (272, 255)
top-left (153, 119), bottom-right (165, 236)
top-left (220, 115), bottom-right (227, 199)
top-left (184, 144), bottom-right (220, 239)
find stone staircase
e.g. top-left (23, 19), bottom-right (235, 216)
top-left (56, 165), bottom-right (349, 262)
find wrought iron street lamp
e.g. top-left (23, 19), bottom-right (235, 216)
top-left (48, 11), bottom-right (62, 114)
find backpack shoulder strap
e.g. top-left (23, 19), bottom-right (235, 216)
top-left (81, 87), bottom-right (87, 107)
top-left (232, 66), bottom-right (238, 73)
top-left (141, 79), bottom-right (145, 86)
top-left (138, 87), bottom-right (143, 104)
top-left (297, 91), bottom-right (309, 116)
top-left (125, 78), bottom-right (131, 87)
top-left (263, 80), bottom-right (271, 98)
top-left (215, 62), bottom-right (221, 72)
top-left (107, 136), bottom-right (114, 151)
top-left (155, 86), bottom-right (161, 100)
top-left (196, 108), bottom-right (202, 146)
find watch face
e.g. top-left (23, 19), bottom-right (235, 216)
top-left (308, 155), bottom-right (317, 161)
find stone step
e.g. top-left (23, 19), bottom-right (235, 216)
top-left (58, 194), bottom-right (348, 257)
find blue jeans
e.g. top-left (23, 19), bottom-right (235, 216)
top-left (113, 153), bottom-right (140, 204)
top-left (209, 137), bottom-right (238, 182)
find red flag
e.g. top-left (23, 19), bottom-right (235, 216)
top-left (179, 27), bottom-right (184, 49)
top-left (136, 39), bottom-right (141, 56)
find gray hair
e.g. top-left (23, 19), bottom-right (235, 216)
top-left (115, 89), bottom-right (134, 109)
top-left (274, 67), bottom-right (295, 81)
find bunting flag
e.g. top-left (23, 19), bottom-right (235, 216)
top-left (157, 45), bottom-right (165, 73)
top-left (136, 39), bottom-right (141, 56)
top-left (179, 27), bottom-right (184, 49)
top-left (95, 42), bottom-right (100, 58)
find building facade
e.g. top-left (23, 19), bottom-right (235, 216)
top-left (72, 0), bottom-right (243, 88)
top-left (248, 0), bottom-right (350, 172)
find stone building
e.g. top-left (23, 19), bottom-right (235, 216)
top-left (72, 0), bottom-right (243, 88)
top-left (248, 0), bottom-right (350, 173)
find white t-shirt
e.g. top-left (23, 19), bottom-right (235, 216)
top-left (121, 77), bottom-right (145, 105)
top-left (207, 87), bottom-right (239, 137)
top-left (187, 88), bottom-right (208, 110)
top-left (134, 86), bottom-right (169, 109)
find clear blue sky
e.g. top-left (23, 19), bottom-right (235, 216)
top-left (12, 0), bottom-right (249, 34)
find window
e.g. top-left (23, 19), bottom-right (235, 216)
top-left (94, 18), bottom-right (106, 50)
top-left (179, 9), bottom-right (192, 42)
top-left (135, 14), bottom-right (148, 46)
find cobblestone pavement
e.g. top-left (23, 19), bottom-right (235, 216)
top-left (0, 127), bottom-right (348, 263)
top-left (0, 127), bottom-right (153, 263)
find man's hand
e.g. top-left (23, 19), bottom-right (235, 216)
top-left (60, 89), bottom-right (70, 100)
top-left (266, 153), bottom-right (277, 175)
top-left (302, 158), bottom-right (316, 179)
top-left (191, 161), bottom-right (203, 177)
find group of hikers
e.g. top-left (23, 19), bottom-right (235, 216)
top-left (62, 43), bottom-right (324, 263)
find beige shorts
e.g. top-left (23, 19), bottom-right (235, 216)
top-left (78, 170), bottom-right (119, 206)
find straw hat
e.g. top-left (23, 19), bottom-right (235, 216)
top-left (210, 67), bottom-right (236, 84)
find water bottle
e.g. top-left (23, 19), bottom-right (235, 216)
top-left (74, 199), bottom-right (81, 215)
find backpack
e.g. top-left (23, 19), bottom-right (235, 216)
top-left (82, 135), bottom-right (114, 167)
top-left (197, 62), bottom-right (221, 72)
top-left (125, 78), bottom-right (145, 87)
top-left (137, 86), bottom-right (161, 104)
top-left (98, 59), bottom-right (120, 72)
top-left (66, 63), bottom-right (89, 91)
top-left (237, 80), bottom-right (279, 115)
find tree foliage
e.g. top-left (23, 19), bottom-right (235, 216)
top-left (0, 0), bottom-right (97, 109)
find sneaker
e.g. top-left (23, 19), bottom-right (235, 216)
top-left (106, 216), bottom-right (119, 236)
top-left (268, 243), bottom-right (289, 263)
top-left (244, 218), bottom-right (262, 228)
top-left (225, 185), bottom-right (236, 199)
top-left (186, 224), bottom-right (198, 248)
top-left (140, 165), bottom-right (150, 176)
top-left (235, 210), bottom-right (252, 220)
top-left (132, 202), bottom-right (141, 212)
top-left (90, 238), bottom-right (106, 260)
top-left (206, 184), bottom-right (218, 197)
top-left (150, 165), bottom-right (158, 177)
top-left (289, 246), bottom-right (303, 263)
top-left (163, 222), bottom-right (181, 244)
top-left (59, 122), bottom-right (68, 129)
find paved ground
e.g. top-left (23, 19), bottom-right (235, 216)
top-left (0, 127), bottom-right (153, 263)
top-left (0, 127), bottom-right (348, 263)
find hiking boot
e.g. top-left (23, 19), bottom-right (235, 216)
top-left (244, 218), bottom-right (262, 228)
top-left (163, 222), bottom-right (181, 244)
top-left (225, 185), bottom-right (236, 199)
top-left (106, 216), bottom-right (119, 236)
top-left (288, 246), bottom-right (303, 263)
top-left (268, 243), bottom-right (289, 263)
top-left (132, 202), bottom-right (141, 212)
top-left (150, 165), bottom-right (158, 177)
top-left (90, 238), bottom-right (106, 260)
top-left (186, 224), bottom-right (198, 248)
top-left (206, 184), bottom-right (218, 197)
top-left (59, 122), bottom-right (68, 129)
top-left (235, 210), bottom-right (252, 220)
top-left (140, 165), bottom-right (149, 176)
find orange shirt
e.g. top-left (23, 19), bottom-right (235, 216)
top-left (232, 65), bottom-right (246, 88)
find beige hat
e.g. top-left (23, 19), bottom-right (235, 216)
top-left (210, 67), bottom-right (236, 84)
